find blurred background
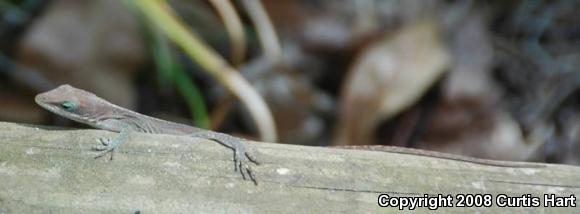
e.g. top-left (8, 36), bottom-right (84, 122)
top-left (1, 0), bottom-right (580, 165)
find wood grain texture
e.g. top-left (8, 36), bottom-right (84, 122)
top-left (0, 122), bottom-right (578, 213)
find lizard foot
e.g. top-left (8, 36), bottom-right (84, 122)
top-left (92, 138), bottom-right (116, 160)
top-left (96, 137), bottom-right (112, 147)
top-left (190, 131), bottom-right (259, 185)
top-left (92, 130), bottom-right (130, 160)
top-left (233, 144), bottom-right (260, 185)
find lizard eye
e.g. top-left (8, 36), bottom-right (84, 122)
top-left (60, 101), bottom-right (77, 112)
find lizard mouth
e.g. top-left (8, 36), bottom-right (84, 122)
top-left (34, 94), bottom-right (53, 111)
top-left (34, 94), bottom-right (84, 123)
top-left (34, 94), bottom-right (58, 112)
top-left (34, 94), bottom-right (48, 105)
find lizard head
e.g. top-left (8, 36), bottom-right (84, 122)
top-left (35, 84), bottom-right (114, 125)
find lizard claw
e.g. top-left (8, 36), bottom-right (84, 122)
top-left (93, 138), bottom-right (112, 150)
top-left (94, 149), bottom-right (114, 160)
top-left (92, 137), bottom-right (114, 152)
top-left (98, 138), bottom-right (112, 146)
top-left (224, 139), bottom-right (258, 185)
top-left (246, 152), bottom-right (260, 165)
top-left (234, 152), bottom-right (257, 185)
top-left (91, 130), bottom-right (130, 160)
top-left (92, 140), bottom-right (116, 160)
top-left (190, 131), bottom-right (259, 185)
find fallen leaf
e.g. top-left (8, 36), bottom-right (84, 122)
top-left (334, 19), bottom-right (451, 145)
top-left (17, 0), bottom-right (144, 108)
top-left (421, 13), bottom-right (543, 161)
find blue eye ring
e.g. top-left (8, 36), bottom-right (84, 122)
top-left (60, 101), bottom-right (77, 112)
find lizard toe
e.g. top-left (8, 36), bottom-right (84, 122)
top-left (246, 166), bottom-right (257, 185)
top-left (94, 148), bottom-right (115, 160)
top-left (245, 152), bottom-right (260, 165)
top-left (92, 145), bottom-right (108, 151)
top-left (238, 161), bottom-right (247, 180)
top-left (233, 153), bottom-right (258, 185)
top-left (98, 138), bottom-right (112, 146)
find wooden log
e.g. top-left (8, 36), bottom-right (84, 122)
top-left (0, 121), bottom-right (578, 213)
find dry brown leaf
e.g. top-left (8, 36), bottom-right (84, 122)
top-left (334, 19), bottom-right (451, 146)
top-left (17, 0), bottom-right (144, 108)
top-left (420, 13), bottom-right (545, 161)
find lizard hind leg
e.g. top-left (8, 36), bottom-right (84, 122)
top-left (189, 131), bottom-right (259, 185)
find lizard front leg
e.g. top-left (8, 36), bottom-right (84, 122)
top-left (189, 131), bottom-right (260, 185)
top-left (93, 127), bottom-right (131, 160)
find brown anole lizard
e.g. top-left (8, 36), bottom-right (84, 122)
top-left (35, 85), bottom-right (259, 184)
top-left (35, 85), bottom-right (544, 187)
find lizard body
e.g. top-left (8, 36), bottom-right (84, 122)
top-left (35, 85), bottom-right (258, 184)
top-left (35, 85), bottom-right (543, 187)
